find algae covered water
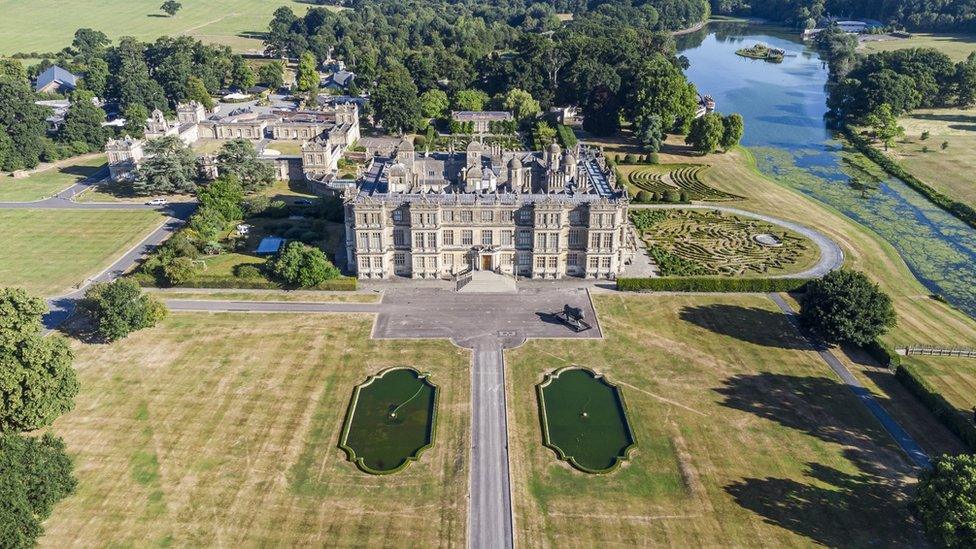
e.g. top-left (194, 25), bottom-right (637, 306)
top-left (677, 22), bottom-right (976, 317)
top-left (538, 368), bottom-right (635, 473)
top-left (341, 368), bottom-right (437, 473)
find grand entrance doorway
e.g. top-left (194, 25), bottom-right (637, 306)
top-left (481, 255), bottom-right (492, 271)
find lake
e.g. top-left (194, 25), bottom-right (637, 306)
top-left (677, 22), bottom-right (976, 318)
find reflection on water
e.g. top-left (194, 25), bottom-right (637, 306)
top-left (678, 23), bottom-right (976, 317)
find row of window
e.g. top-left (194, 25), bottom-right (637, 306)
top-left (380, 229), bottom-right (615, 251)
top-left (369, 252), bottom-right (613, 272)
top-left (380, 209), bottom-right (617, 226)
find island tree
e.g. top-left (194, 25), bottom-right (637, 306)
top-left (160, 0), bottom-right (182, 17)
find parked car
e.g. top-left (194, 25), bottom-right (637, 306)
top-left (146, 198), bottom-right (168, 206)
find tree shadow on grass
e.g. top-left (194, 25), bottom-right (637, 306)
top-left (715, 372), bottom-right (925, 546)
top-left (56, 164), bottom-right (105, 178)
top-left (678, 303), bottom-right (814, 350)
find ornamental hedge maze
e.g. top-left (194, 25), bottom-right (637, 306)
top-left (633, 209), bottom-right (812, 276)
top-left (628, 164), bottom-right (743, 202)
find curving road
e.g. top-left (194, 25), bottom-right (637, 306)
top-left (630, 203), bottom-right (845, 278)
top-left (1, 167), bottom-right (195, 329)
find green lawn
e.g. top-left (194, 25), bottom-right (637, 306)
top-left (0, 0), bottom-right (319, 55)
top-left (860, 32), bottom-right (976, 62)
top-left (0, 156), bottom-right (105, 202)
top-left (0, 209), bottom-right (163, 296)
top-left (45, 313), bottom-right (469, 546)
top-left (509, 293), bottom-right (927, 546)
top-left (873, 108), bottom-right (976, 208)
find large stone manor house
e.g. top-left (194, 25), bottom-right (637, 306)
top-left (342, 139), bottom-right (635, 280)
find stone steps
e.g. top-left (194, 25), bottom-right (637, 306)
top-left (459, 271), bottom-right (517, 293)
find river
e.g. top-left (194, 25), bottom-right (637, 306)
top-left (677, 21), bottom-right (976, 318)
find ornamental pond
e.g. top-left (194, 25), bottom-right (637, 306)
top-left (537, 367), bottom-right (636, 473)
top-left (339, 368), bottom-right (438, 474)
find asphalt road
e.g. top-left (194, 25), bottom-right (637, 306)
top-left (769, 293), bottom-right (931, 469)
top-left (631, 203), bottom-right (845, 278)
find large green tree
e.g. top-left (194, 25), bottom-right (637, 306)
top-left (914, 454), bottom-right (976, 548)
top-left (230, 56), bottom-right (255, 90)
top-left (0, 288), bottom-right (79, 433)
top-left (720, 113), bottom-right (745, 151)
top-left (799, 270), bottom-right (897, 345)
top-left (0, 433), bottom-right (77, 548)
top-left (197, 175), bottom-right (245, 221)
top-left (257, 61), bottom-right (285, 90)
top-left (503, 88), bottom-right (541, 123)
top-left (79, 279), bottom-right (167, 342)
top-left (271, 242), bottom-right (339, 287)
top-left (685, 112), bottom-right (724, 154)
top-left (160, 0), bottom-right (182, 17)
top-left (122, 104), bottom-right (148, 138)
top-left (296, 51), bottom-right (320, 100)
top-left (186, 76), bottom-right (215, 110)
top-left (626, 54), bottom-right (699, 135)
top-left (419, 89), bottom-right (449, 119)
top-left (216, 139), bottom-right (274, 192)
top-left (371, 63), bottom-right (422, 134)
top-left (58, 91), bottom-right (108, 151)
top-left (865, 103), bottom-right (905, 151)
top-left (453, 89), bottom-right (489, 112)
top-left (106, 37), bottom-right (167, 112)
top-left (131, 135), bottom-right (197, 195)
top-left (0, 76), bottom-right (47, 171)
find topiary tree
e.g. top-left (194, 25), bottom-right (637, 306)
top-left (0, 289), bottom-right (78, 433)
top-left (635, 190), bottom-right (651, 203)
top-left (271, 242), bottom-right (339, 288)
top-left (79, 279), bottom-right (167, 342)
top-left (914, 454), bottom-right (976, 548)
top-left (0, 433), bottom-right (77, 548)
top-left (799, 270), bottom-right (897, 345)
top-left (663, 189), bottom-right (680, 203)
top-left (623, 153), bottom-right (636, 164)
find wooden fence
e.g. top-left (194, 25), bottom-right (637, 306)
top-left (901, 345), bottom-right (976, 359)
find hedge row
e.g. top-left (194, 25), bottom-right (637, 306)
top-left (863, 339), bottom-right (901, 369)
top-left (131, 272), bottom-right (358, 291)
top-left (895, 362), bottom-right (976, 451)
top-left (616, 277), bottom-right (811, 292)
top-left (843, 126), bottom-right (976, 231)
top-left (556, 124), bottom-right (578, 148)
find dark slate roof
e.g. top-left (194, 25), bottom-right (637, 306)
top-left (327, 70), bottom-right (355, 87)
top-left (35, 65), bottom-right (78, 92)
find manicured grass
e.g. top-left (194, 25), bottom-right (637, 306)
top-left (263, 140), bottom-right (304, 156)
top-left (0, 209), bottom-right (163, 296)
top-left (872, 108), bottom-right (976, 208)
top-left (902, 356), bottom-right (976, 417)
top-left (0, 156), bottom-right (105, 202)
top-left (859, 33), bottom-right (976, 62)
top-left (145, 289), bottom-right (380, 302)
top-left (45, 312), bottom-right (469, 546)
top-left (0, 0), bottom-right (318, 55)
top-left (508, 293), bottom-right (926, 546)
top-left (592, 135), bottom-right (976, 450)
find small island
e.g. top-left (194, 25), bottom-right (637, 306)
top-left (735, 43), bottom-right (785, 63)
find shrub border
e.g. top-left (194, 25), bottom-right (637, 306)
top-left (338, 366), bottom-right (440, 475)
top-left (616, 277), bottom-right (811, 293)
top-left (536, 366), bottom-right (637, 474)
top-left (894, 361), bottom-right (976, 451)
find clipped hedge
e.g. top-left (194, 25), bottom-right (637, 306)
top-left (843, 126), bottom-right (976, 231)
top-left (895, 362), bottom-right (976, 451)
top-left (556, 124), bottom-right (577, 148)
top-left (616, 277), bottom-right (811, 292)
top-left (863, 339), bottom-right (901, 369)
top-left (132, 274), bottom-right (358, 291)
